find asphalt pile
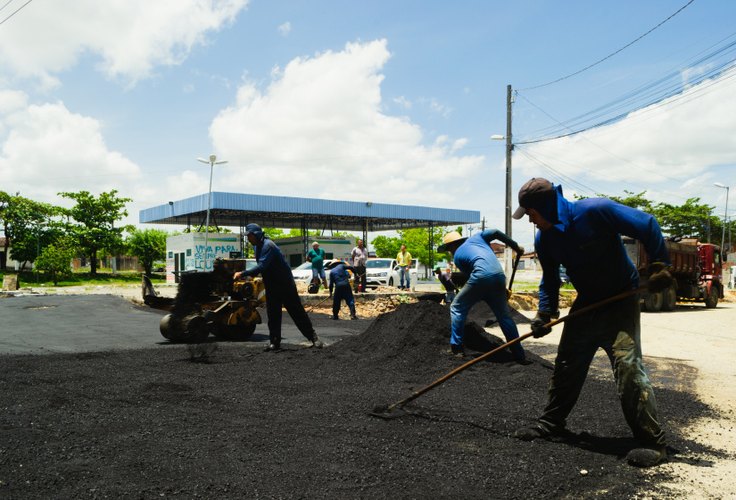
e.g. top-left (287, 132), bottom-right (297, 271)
top-left (0, 299), bottom-right (722, 499)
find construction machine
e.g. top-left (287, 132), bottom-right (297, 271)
top-left (142, 258), bottom-right (266, 342)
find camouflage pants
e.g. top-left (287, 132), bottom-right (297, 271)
top-left (539, 294), bottom-right (666, 446)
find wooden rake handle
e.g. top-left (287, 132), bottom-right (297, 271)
top-left (384, 286), bottom-right (644, 412)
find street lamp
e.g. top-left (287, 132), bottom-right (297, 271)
top-left (714, 182), bottom-right (730, 255)
top-left (196, 154), bottom-right (228, 271)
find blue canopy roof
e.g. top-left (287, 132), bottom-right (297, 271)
top-left (140, 192), bottom-right (479, 232)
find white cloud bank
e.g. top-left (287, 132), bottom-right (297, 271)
top-left (208, 39), bottom-right (485, 207)
top-left (0, 0), bottom-right (248, 86)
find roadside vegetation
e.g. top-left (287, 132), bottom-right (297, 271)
top-left (0, 269), bottom-right (166, 288)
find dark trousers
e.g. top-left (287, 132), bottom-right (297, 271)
top-left (353, 264), bottom-right (366, 292)
top-left (539, 294), bottom-right (665, 446)
top-left (332, 284), bottom-right (356, 318)
top-left (265, 279), bottom-right (315, 346)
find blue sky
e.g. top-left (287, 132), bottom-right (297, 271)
top-left (1, 0), bottom-right (735, 248)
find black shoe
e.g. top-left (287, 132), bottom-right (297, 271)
top-left (448, 344), bottom-right (465, 357)
top-left (263, 343), bottom-right (281, 352)
top-left (350, 315), bottom-right (358, 320)
top-left (311, 336), bottom-right (324, 349)
top-left (513, 424), bottom-right (565, 441)
top-left (332, 316), bottom-right (339, 320)
top-left (626, 446), bottom-right (667, 467)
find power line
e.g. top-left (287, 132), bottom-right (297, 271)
top-left (0, 0), bottom-right (31, 27)
top-left (0, 0), bottom-right (16, 14)
top-left (520, 0), bottom-right (696, 91)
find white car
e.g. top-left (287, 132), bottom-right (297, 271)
top-left (364, 258), bottom-right (417, 290)
top-left (292, 259), bottom-right (344, 285)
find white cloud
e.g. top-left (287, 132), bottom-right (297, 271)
top-left (0, 0), bottom-right (249, 85)
top-left (393, 96), bottom-right (412, 109)
top-left (278, 21), bottom-right (292, 36)
top-left (209, 39), bottom-right (484, 207)
top-left (514, 66), bottom-right (736, 204)
top-left (0, 101), bottom-right (141, 206)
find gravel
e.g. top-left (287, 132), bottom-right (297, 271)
top-left (0, 300), bottom-right (722, 499)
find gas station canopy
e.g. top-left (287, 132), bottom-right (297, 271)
top-left (139, 192), bottom-right (479, 233)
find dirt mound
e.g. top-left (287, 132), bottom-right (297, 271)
top-left (336, 300), bottom-right (522, 366)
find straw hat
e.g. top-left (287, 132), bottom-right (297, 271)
top-left (437, 231), bottom-right (467, 252)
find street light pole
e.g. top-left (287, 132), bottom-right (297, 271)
top-left (197, 154), bottom-right (228, 271)
top-left (715, 182), bottom-right (729, 255)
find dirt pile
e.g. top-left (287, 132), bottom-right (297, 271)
top-left (336, 300), bottom-right (518, 368)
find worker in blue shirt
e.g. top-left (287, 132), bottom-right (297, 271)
top-left (511, 178), bottom-right (673, 468)
top-left (328, 262), bottom-right (358, 320)
top-left (438, 228), bottom-right (526, 363)
top-left (233, 224), bottom-right (323, 351)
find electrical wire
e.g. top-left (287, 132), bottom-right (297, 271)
top-left (0, 0), bottom-right (15, 14)
top-left (0, 0), bottom-right (31, 27)
top-left (520, 0), bottom-right (696, 91)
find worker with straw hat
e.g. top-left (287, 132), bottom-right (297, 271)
top-left (438, 229), bottom-right (527, 363)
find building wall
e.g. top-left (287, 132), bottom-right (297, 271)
top-left (165, 233), bottom-right (241, 283)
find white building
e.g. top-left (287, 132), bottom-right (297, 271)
top-left (165, 233), bottom-right (241, 283)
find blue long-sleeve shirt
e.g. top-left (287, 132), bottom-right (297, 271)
top-left (536, 185), bottom-right (670, 312)
top-left (329, 264), bottom-right (354, 294)
top-left (453, 229), bottom-right (520, 284)
top-left (243, 236), bottom-right (292, 284)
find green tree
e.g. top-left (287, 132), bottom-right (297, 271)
top-left (35, 238), bottom-right (75, 285)
top-left (127, 228), bottom-right (168, 276)
top-left (370, 235), bottom-right (401, 258)
top-left (60, 190), bottom-right (132, 275)
top-left (607, 190), bottom-right (655, 213)
top-left (654, 198), bottom-right (717, 241)
top-left (1, 193), bottom-right (64, 270)
top-left (398, 227), bottom-right (449, 273)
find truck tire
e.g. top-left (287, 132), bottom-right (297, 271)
top-left (661, 286), bottom-right (677, 311)
top-left (643, 291), bottom-right (663, 312)
top-left (705, 286), bottom-right (719, 308)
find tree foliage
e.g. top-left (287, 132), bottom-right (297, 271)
top-left (126, 228), bottom-right (168, 276)
top-left (35, 238), bottom-right (75, 285)
top-left (371, 227), bottom-right (451, 275)
top-left (60, 190), bottom-right (132, 275)
top-left (0, 192), bottom-right (65, 269)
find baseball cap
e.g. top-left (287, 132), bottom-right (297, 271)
top-left (512, 178), bottom-right (554, 219)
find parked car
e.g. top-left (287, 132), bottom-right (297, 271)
top-left (292, 259), bottom-right (343, 285)
top-left (364, 258), bottom-right (417, 290)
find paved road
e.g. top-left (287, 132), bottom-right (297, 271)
top-left (0, 294), bottom-right (366, 355)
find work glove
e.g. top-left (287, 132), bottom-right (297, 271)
top-left (531, 311), bottom-right (557, 338)
top-left (647, 262), bottom-right (674, 293)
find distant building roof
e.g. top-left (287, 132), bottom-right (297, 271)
top-left (139, 192), bottom-right (479, 232)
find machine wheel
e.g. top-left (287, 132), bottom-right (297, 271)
top-left (643, 291), bottom-right (663, 312)
top-left (182, 314), bottom-right (209, 343)
top-left (705, 286), bottom-right (719, 308)
top-left (159, 314), bottom-right (179, 341)
top-left (661, 286), bottom-right (677, 311)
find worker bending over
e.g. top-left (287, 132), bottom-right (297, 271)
top-left (329, 262), bottom-right (358, 320)
top-left (438, 229), bottom-right (526, 363)
top-left (512, 178), bottom-right (672, 468)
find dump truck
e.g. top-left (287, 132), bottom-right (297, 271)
top-left (623, 237), bottom-right (724, 312)
top-left (142, 258), bottom-right (266, 342)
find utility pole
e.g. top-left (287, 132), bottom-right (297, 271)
top-left (505, 84), bottom-right (513, 239)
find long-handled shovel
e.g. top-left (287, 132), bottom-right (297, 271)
top-left (370, 286), bottom-right (644, 419)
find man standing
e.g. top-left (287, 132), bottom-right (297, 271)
top-left (306, 241), bottom-right (328, 290)
top-left (329, 261), bottom-right (358, 320)
top-left (351, 239), bottom-right (368, 292)
top-left (233, 224), bottom-right (323, 352)
top-left (511, 177), bottom-right (672, 468)
top-left (438, 229), bottom-right (527, 363)
top-left (396, 244), bottom-right (413, 290)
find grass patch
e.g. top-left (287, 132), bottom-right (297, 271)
top-left (1, 269), bottom-right (166, 288)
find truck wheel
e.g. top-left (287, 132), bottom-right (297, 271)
top-left (705, 286), bottom-right (719, 308)
top-left (643, 291), bottom-right (663, 312)
top-left (661, 286), bottom-right (677, 311)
